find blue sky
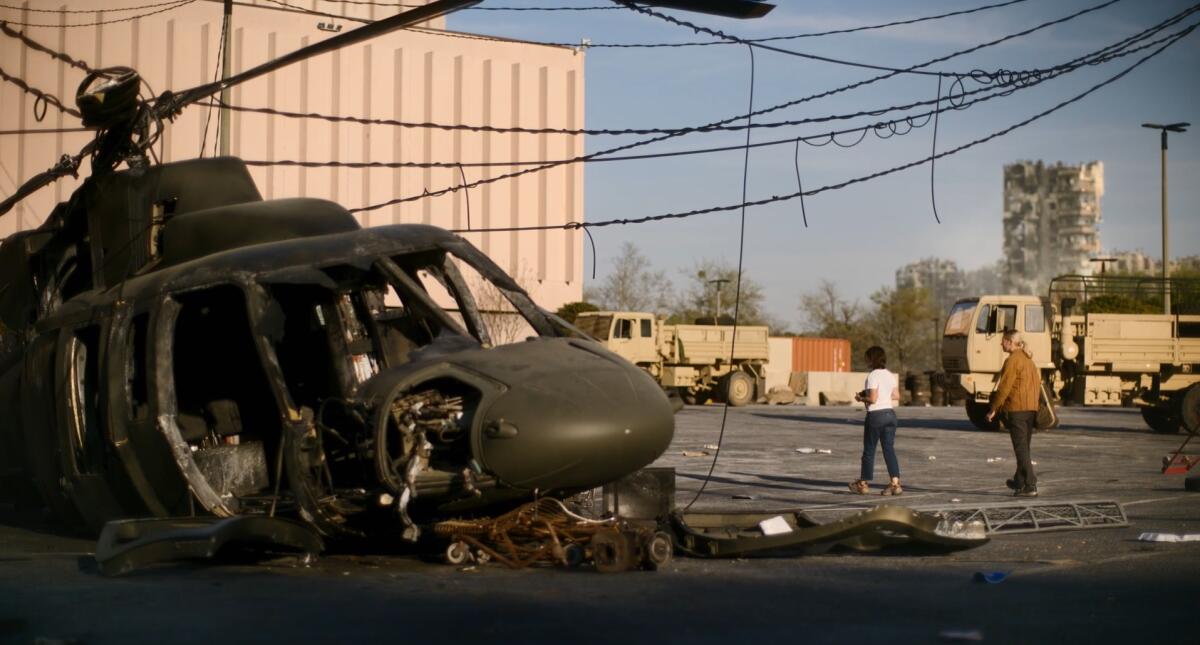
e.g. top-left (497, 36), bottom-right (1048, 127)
top-left (450, 0), bottom-right (1200, 329)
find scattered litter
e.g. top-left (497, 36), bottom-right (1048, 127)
top-left (758, 515), bottom-right (793, 536)
top-left (986, 458), bottom-right (994, 463)
top-left (1032, 461), bottom-right (1038, 465)
top-left (682, 450), bottom-right (710, 457)
top-left (928, 455), bottom-right (937, 460)
top-left (951, 498), bottom-right (961, 503)
top-left (817, 449), bottom-right (833, 455)
top-left (986, 457), bottom-right (1006, 463)
top-left (458, 565), bottom-right (479, 573)
top-left (795, 447), bottom-right (816, 454)
top-left (703, 443), bottom-right (720, 451)
top-left (731, 494), bottom-right (755, 500)
top-left (973, 571), bottom-right (1008, 584)
top-left (939, 629), bottom-right (983, 642)
top-left (1138, 532), bottom-right (1200, 543)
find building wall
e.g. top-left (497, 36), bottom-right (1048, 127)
top-left (1001, 160), bottom-right (1104, 294)
top-left (0, 0), bottom-right (585, 312)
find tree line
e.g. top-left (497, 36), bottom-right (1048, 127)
top-left (561, 242), bottom-right (942, 374)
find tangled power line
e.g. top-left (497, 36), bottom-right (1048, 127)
top-left (0, 1), bottom-right (1196, 230)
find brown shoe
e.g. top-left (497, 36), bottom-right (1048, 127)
top-left (882, 480), bottom-right (903, 496)
top-left (848, 479), bottom-right (869, 494)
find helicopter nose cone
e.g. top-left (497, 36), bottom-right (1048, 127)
top-left (469, 339), bottom-right (674, 493)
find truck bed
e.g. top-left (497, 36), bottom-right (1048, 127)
top-left (1076, 313), bottom-right (1200, 370)
top-left (663, 325), bottom-right (769, 366)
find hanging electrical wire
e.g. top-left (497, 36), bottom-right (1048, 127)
top-left (444, 23), bottom-right (1193, 237)
top-left (348, 0), bottom-right (1175, 214)
top-left (0, 0), bottom-right (197, 28)
top-left (612, 0), bottom-right (1122, 77)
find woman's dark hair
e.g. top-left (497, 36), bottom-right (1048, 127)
top-left (865, 345), bottom-right (887, 369)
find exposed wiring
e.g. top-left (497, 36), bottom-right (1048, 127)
top-left (0, 21), bottom-right (95, 72)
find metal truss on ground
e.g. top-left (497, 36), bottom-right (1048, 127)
top-left (915, 500), bottom-right (1128, 535)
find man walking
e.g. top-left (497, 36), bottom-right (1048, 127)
top-left (987, 329), bottom-right (1040, 497)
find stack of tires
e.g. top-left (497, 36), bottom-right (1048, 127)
top-left (905, 372), bottom-right (931, 406)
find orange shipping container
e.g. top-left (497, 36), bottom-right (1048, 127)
top-left (790, 337), bottom-right (851, 373)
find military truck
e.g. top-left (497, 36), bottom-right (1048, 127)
top-left (574, 311), bottom-right (769, 406)
top-left (943, 275), bottom-right (1200, 433)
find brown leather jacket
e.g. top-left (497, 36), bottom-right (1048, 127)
top-left (990, 350), bottom-right (1040, 414)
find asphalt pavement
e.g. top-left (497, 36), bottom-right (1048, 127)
top-left (1, 404), bottom-right (1197, 644)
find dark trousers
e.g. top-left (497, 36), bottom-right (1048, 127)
top-left (1004, 411), bottom-right (1037, 489)
top-left (860, 409), bottom-right (900, 481)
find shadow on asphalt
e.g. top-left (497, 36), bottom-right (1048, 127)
top-left (676, 470), bottom-right (1020, 500)
top-left (752, 412), bottom-right (979, 433)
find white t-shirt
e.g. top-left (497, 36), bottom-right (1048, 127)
top-left (865, 369), bottom-right (898, 412)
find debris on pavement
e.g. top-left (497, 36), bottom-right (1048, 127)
top-left (703, 444), bottom-right (720, 451)
top-left (1138, 532), bottom-right (1200, 543)
top-left (973, 571), bottom-right (1008, 584)
top-left (796, 447), bottom-right (816, 454)
top-left (758, 516), bottom-right (793, 536)
top-left (682, 450), bottom-right (711, 457)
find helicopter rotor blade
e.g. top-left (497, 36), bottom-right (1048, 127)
top-left (163, 0), bottom-right (480, 116)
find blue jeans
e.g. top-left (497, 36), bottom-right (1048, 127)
top-left (861, 409), bottom-right (900, 481)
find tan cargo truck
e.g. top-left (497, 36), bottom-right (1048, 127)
top-left (943, 276), bottom-right (1200, 433)
top-left (574, 311), bottom-right (769, 406)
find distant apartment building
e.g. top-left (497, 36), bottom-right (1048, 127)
top-left (1108, 249), bottom-right (1157, 275)
top-left (1002, 161), bottom-right (1104, 294)
top-left (0, 0), bottom-right (585, 315)
top-left (895, 257), bottom-right (967, 316)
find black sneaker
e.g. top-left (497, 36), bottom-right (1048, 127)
top-left (1005, 478), bottom-right (1019, 491)
top-left (1015, 486), bottom-right (1039, 498)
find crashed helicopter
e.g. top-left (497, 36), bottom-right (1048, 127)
top-left (0, 0), bottom-right (696, 542)
top-left (1, 0), bottom-right (988, 573)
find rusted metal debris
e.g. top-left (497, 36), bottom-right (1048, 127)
top-left (433, 498), bottom-right (672, 572)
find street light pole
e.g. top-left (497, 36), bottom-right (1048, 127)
top-left (1142, 122), bottom-right (1190, 314)
top-left (707, 278), bottom-right (731, 322)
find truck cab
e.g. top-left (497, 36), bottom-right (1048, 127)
top-left (942, 295), bottom-right (1054, 404)
top-left (574, 312), bottom-right (660, 368)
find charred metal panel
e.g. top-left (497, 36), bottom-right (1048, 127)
top-left (193, 442), bottom-right (270, 498)
top-left (84, 158), bottom-right (263, 289)
top-left (95, 516), bottom-right (323, 577)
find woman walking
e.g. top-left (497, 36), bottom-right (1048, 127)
top-left (849, 346), bottom-right (902, 496)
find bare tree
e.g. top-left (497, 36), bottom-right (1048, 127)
top-left (467, 263), bottom-right (535, 345)
top-left (585, 242), bottom-right (673, 313)
top-left (868, 286), bottom-right (938, 375)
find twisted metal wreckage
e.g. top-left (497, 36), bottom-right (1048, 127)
top-left (0, 0), bottom-right (992, 575)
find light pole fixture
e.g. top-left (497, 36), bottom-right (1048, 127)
top-left (1142, 122), bottom-right (1190, 314)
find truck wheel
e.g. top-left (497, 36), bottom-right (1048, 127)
top-left (1182, 385), bottom-right (1200, 435)
top-left (1142, 405), bottom-right (1182, 434)
top-left (678, 388), bottom-right (697, 406)
top-left (724, 372), bottom-right (754, 407)
top-left (965, 401), bottom-right (1000, 431)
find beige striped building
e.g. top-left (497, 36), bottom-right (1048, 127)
top-left (0, 0), bottom-right (585, 312)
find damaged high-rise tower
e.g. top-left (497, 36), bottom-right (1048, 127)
top-left (1002, 161), bottom-right (1104, 294)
